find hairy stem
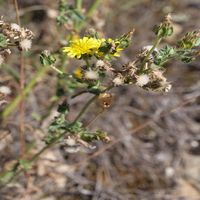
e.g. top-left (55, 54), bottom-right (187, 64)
top-left (75, 0), bottom-right (82, 11)
top-left (19, 53), bottom-right (25, 156)
top-left (140, 36), bottom-right (162, 73)
top-left (86, 0), bottom-right (101, 18)
top-left (73, 95), bottom-right (97, 123)
top-left (13, 0), bottom-right (25, 157)
top-left (76, 0), bottom-right (101, 31)
top-left (50, 65), bottom-right (64, 75)
top-left (13, 0), bottom-right (21, 26)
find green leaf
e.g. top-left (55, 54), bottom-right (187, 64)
top-left (177, 50), bottom-right (195, 63)
top-left (57, 100), bottom-right (69, 114)
top-left (154, 25), bottom-right (173, 38)
top-left (0, 33), bottom-right (8, 48)
top-left (154, 45), bottom-right (175, 66)
top-left (40, 51), bottom-right (56, 66)
top-left (19, 159), bottom-right (32, 171)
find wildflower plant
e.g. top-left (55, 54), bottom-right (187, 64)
top-left (0, 0), bottom-right (200, 187)
top-left (43, 14), bottom-right (200, 153)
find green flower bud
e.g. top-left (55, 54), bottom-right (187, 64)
top-left (178, 30), bottom-right (200, 49)
top-left (154, 14), bottom-right (173, 38)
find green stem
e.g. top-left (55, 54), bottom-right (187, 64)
top-left (30, 142), bottom-right (54, 163)
top-left (50, 65), bottom-right (64, 75)
top-left (76, 0), bottom-right (101, 31)
top-left (75, 0), bottom-right (82, 11)
top-left (73, 95), bottom-right (97, 123)
top-left (86, 0), bottom-right (101, 18)
top-left (1, 65), bottom-right (48, 119)
top-left (72, 84), bottom-right (113, 123)
top-left (140, 36), bottom-right (162, 73)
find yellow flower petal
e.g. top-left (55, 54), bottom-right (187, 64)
top-left (63, 37), bottom-right (103, 59)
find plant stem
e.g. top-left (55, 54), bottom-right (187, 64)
top-left (73, 84), bottom-right (113, 123)
top-left (139, 36), bottom-right (162, 73)
top-left (75, 0), bottom-right (82, 11)
top-left (50, 65), bottom-right (64, 75)
top-left (73, 95), bottom-right (97, 123)
top-left (76, 0), bottom-right (101, 31)
top-left (13, 0), bottom-right (21, 26)
top-left (19, 53), bottom-right (25, 157)
top-left (1, 65), bottom-right (48, 119)
top-left (13, 0), bottom-right (25, 157)
top-left (86, 0), bottom-right (101, 18)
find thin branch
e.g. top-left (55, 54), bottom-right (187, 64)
top-left (13, 0), bottom-right (25, 157)
top-left (139, 36), bottom-right (161, 73)
top-left (13, 0), bottom-right (21, 26)
top-left (73, 95), bottom-right (98, 123)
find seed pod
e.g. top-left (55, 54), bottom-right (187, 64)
top-left (98, 92), bottom-right (113, 108)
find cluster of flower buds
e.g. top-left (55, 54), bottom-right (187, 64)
top-left (154, 14), bottom-right (173, 38)
top-left (0, 17), bottom-right (34, 65)
top-left (178, 30), bottom-right (200, 49)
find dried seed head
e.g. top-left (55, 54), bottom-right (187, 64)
top-left (98, 92), bottom-right (113, 108)
top-left (113, 74), bottom-right (124, 86)
top-left (96, 60), bottom-right (105, 68)
top-left (150, 70), bottom-right (166, 82)
top-left (136, 74), bottom-right (150, 87)
top-left (10, 23), bottom-right (21, 31)
top-left (19, 39), bottom-right (32, 51)
top-left (0, 86), bottom-right (11, 95)
top-left (85, 70), bottom-right (99, 80)
top-left (65, 138), bottom-right (76, 146)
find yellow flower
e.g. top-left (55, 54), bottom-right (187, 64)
top-left (73, 67), bottom-right (83, 79)
top-left (112, 46), bottom-right (123, 57)
top-left (63, 37), bottom-right (103, 59)
top-left (112, 40), bottom-right (123, 57)
top-left (106, 38), bottom-right (123, 57)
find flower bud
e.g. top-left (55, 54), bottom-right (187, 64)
top-left (178, 30), bottom-right (200, 49)
top-left (154, 14), bottom-right (173, 38)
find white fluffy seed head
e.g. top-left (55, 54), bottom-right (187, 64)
top-left (0, 55), bottom-right (4, 65)
top-left (0, 86), bottom-right (11, 95)
top-left (65, 138), bottom-right (76, 146)
top-left (85, 70), bottom-right (99, 80)
top-left (136, 74), bottom-right (150, 87)
top-left (113, 76), bottom-right (124, 86)
top-left (20, 39), bottom-right (32, 51)
top-left (165, 167), bottom-right (175, 177)
top-left (65, 147), bottom-right (80, 153)
top-left (96, 60), bottom-right (105, 68)
top-left (10, 23), bottom-right (21, 31)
